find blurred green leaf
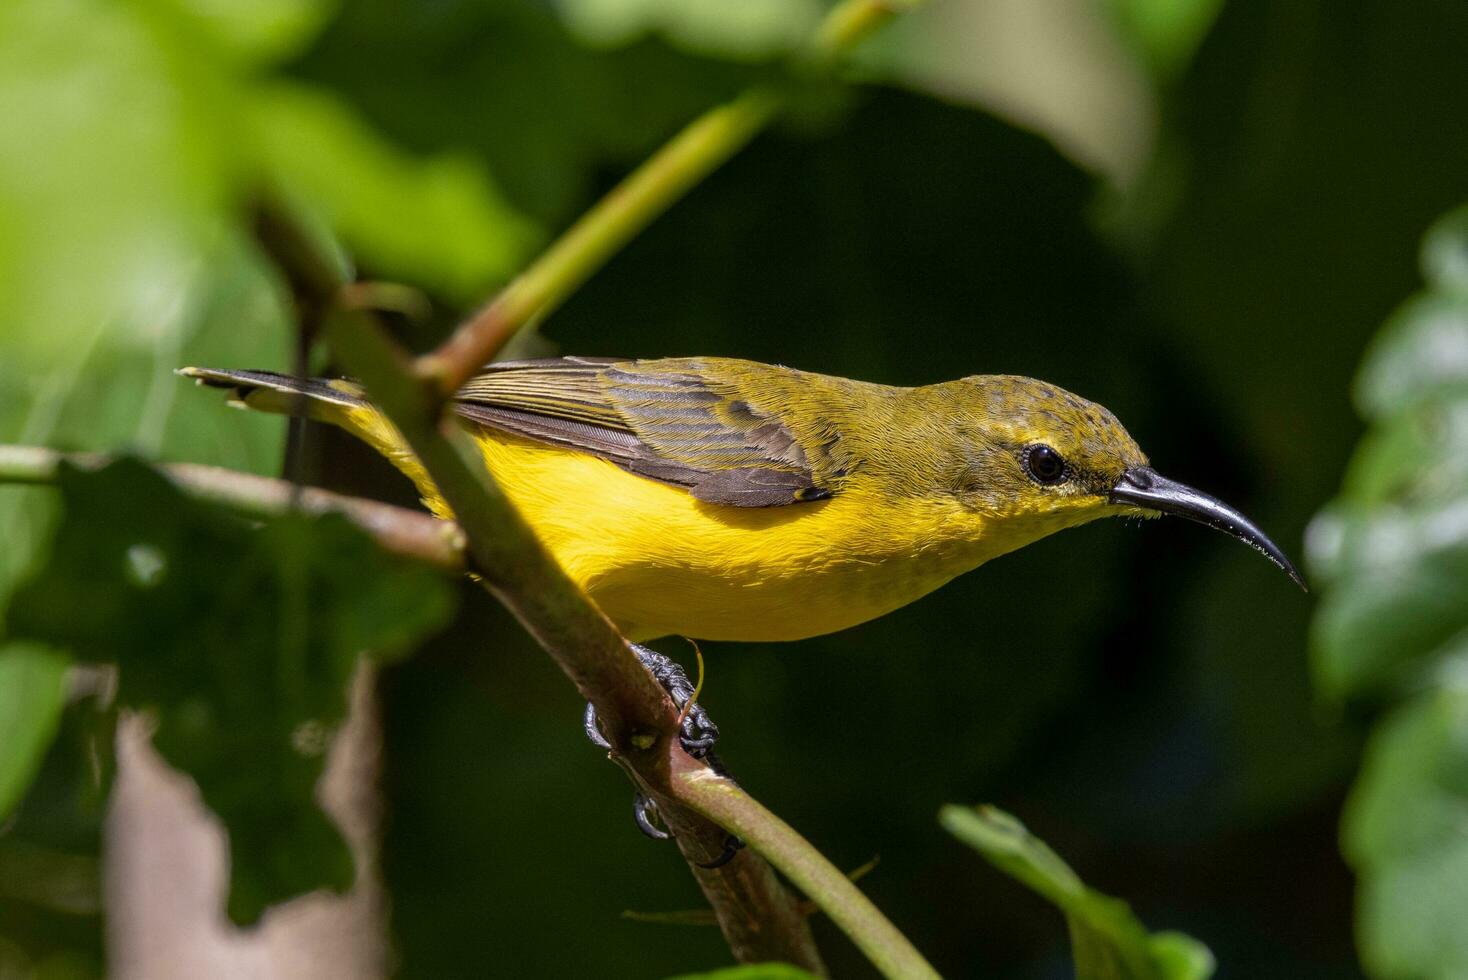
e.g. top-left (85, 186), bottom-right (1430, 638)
top-left (1422, 204), bottom-right (1468, 296)
top-left (1308, 499), bottom-right (1468, 699)
top-left (1354, 207), bottom-right (1468, 422)
top-left (664, 965), bottom-right (822, 980)
top-left (251, 82), bottom-right (536, 303)
top-left (1354, 293), bottom-right (1468, 422)
top-left (173, 0), bottom-right (340, 64)
top-left (0, 684), bottom-right (111, 979)
top-left (0, 644), bottom-right (69, 820)
top-left (0, 0), bottom-right (532, 367)
top-left (942, 805), bottom-right (1214, 980)
top-left (0, 0), bottom-right (531, 453)
top-left (1344, 691), bottom-right (1468, 979)
top-left (0, 0), bottom-right (238, 373)
top-left (293, 0), bottom-right (767, 225)
top-left (552, 0), bottom-right (822, 60)
top-left (1106, 0), bottom-right (1223, 79)
top-left (0, 0), bottom-right (536, 590)
top-left (3, 459), bottom-right (456, 922)
top-left (1338, 399), bottom-right (1468, 509)
top-left (1311, 209), bottom-right (1468, 699)
top-left (1310, 203), bottom-right (1468, 979)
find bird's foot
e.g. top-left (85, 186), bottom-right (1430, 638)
top-left (627, 791), bottom-right (745, 866)
top-left (583, 643), bottom-right (721, 759)
top-left (584, 643), bottom-right (742, 860)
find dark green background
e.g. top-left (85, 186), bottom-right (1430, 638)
top-left (354, 2), bottom-right (1465, 976)
top-left (4, 0), bottom-right (1467, 976)
top-left (244, 0), bottom-right (1468, 975)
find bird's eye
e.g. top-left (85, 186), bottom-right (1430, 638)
top-left (1024, 444), bottom-right (1067, 485)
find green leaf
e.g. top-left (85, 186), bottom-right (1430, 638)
top-left (1308, 500), bottom-right (1468, 699)
top-left (0, 0), bottom-right (535, 593)
top-left (171, 0), bottom-right (340, 65)
top-left (0, 0), bottom-right (241, 375)
top-left (0, 675), bottom-right (110, 978)
top-left (1106, 0), bottom-right (1224, 79)
top-left (0, 644), bottom-right (69, 820)
top-left (1310, 216), bottom-right (1468, 699)
top-left (664, 965), bottom-right (823, 980)
top-left (553, 0), bottom-right (823, 60)
top-left (1422, 203), bottom-right (1468, 296)
top-left (293, 0), bottom-right (764, 225)
top-left (1354, 292), bottom-right (1468, 422)
top-left (250, 81), bottom-right (537, 304)
top-left (1337, 396), bottom-right (1468, 510)
top-left (941, 805), bottom-right (1214, 980)
top-left (1343, 692), bottom-right (1468, 979)
top-left (4, 458), bottom-right (456, 923)
top-left (1310, 202), bottom-right (1468, 979)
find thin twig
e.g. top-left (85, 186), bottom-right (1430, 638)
top-left (244, 207), bottom-right (826, 970)
top-left (319, 306), bottom-right (830, 970)
top-left (680, 771), bottom-right (940, 979)
top-left (413, 0), bottom-right (924, 399)
top-left (0, 444), bottom-right (465, 573)
top-left (243, 0), bottom-right (935, 968)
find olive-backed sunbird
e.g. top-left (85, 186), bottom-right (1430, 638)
top-left (181, 356), bottom-right (1302, 641)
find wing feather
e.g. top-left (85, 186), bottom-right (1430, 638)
top-left (450, 357), bottom-right (831, 507)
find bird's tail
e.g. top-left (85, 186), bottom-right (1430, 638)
top-left (179, 366), bottom-right (447, 515)
top-left (176, 367), bottom-right (368, 424)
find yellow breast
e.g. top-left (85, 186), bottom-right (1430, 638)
top-left (470, 431), bottom-right (1010, 641)
top-left (345, 406), bottom-right (1078, 642)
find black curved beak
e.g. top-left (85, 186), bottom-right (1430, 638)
top-left (1110, 467), bottom-right (1306, 591)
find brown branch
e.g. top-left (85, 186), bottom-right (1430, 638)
top-left (248, 210), bottom-right (826, 971)
top-left (322, 307), bottom-right (828, 971)
top-left (241, 2), bottom-right (939, 967)
top-left (0, 445), bottom-right (465, 574)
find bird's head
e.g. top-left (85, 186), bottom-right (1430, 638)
top-left (935, 375), bottom-right (1303, 588)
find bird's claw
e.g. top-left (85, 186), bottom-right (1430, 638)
top-left (634, 643), bottom-right (719, 758)
top-left (632, 793), bottom-right (670, 841)
top-left (584, 643), bottom-right (721, 759)
top-left (630, 793), bottom-right (744, 868)
top-left (585, 643), bottom-right (737, 854)
top-left (698, 833), bottom-right (746, 869)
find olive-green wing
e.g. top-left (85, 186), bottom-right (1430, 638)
top-left (452, 357), bottom-right (832, 507)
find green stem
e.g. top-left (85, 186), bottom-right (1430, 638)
top-left (416, 0), bottom-right (924, 397)
top-left (681, 767), bottom-right (943, 980)
top-left (318, 306), bottom-right (827, 971)
top-left (0, 444), bottom-right (465, 572)
top-left (811, 0), bottom-right (917, 59)
top-left (250, 0), bottom-right (931, 966)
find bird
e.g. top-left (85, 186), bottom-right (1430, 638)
top-left (180, 355), bottom-right (1303, 647)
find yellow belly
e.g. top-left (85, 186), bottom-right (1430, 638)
top-left (480, 434), bottom-right (997, 641)
top-left (348, 408), bottom-right (1048, 642)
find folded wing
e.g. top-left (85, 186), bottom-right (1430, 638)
top-left (453, 357), bottom-right (832, 507)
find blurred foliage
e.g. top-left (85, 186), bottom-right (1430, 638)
top-left (1106, 0), bottom-right (1224, 80)
top-left (942, 806), bottom-right (1213, 980)
top-left (1, 459), bottom-right (454, 922)
top-left (1308, 205), bottom-right (1468, 980)
top-left (0, 644), bottom-right (67, 821)
top-left (551, 0), bottom-right (823, 60)
top-left (1, 0), bottom-right (1467, 976)
top-left (289, 0), bottom-right (780, 228)
top-left (0, 0), bottom-right (534, 594)
top-left (0, 688), bottom-right (111, 979)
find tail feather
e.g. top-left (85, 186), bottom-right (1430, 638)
top-left (180, 366), bottom-right (450, 516)
top-left (177, 367), bottom-right (366, 420)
